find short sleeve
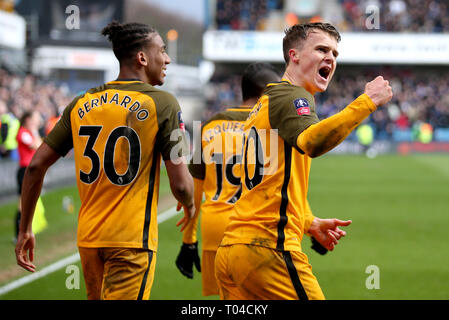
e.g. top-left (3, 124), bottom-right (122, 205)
top-left (268, 86), bottom-right (319, 153)
top-left (155, 92), bottom-right (189, 160)
top-left (43, 96), bottom-right (81, 156)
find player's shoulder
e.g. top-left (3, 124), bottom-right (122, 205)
top-left (141, 86), bottom-right (181, 113)
top-left (265, 81), bottom-right (315, 120)
top-left (216, 108), bottom-right (251, 122)
top-left (94, 81), bottom-right (178, 104)
top-left (203, 108), bottom-right (249, 129)
top-left (265, 81), bottom-right (313, 103)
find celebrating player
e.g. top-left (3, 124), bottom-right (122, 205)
top-left (214, 22), bottom-right (393, 300)
top-left (15, 21), bottom-right (194, 300)
top-left (176, 62), bottom-right (280, 296)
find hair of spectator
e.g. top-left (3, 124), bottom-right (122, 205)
top-left (19, 111), bottom-right (33, 127)
top-left (241, 62), bottom-right (280, 101)
top-left (283, 22), bottom-right (341, 64)
top-left (101, 21), bottom-right (158, 62)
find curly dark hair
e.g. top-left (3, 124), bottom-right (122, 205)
top-left (241, 62), bottom-right (280, 101)
top-left (283, 22), bottom-right (341, 64)
top-left (102, 21), bottom-right (158, 62)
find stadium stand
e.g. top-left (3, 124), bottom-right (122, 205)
top-left (339, 0), bottom-right (449, 33)
top-left (205, 0), bottom-right (449, 148)
top-left (0, 67), bottom-right (72, 130)
top-left (214, 0), bottom-right (449, 33)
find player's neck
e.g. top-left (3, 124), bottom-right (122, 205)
top-left (283, 68), bottom-right (316, 96)
top-left (117, 65), bottom-right (148, 84)
top-left (241, 97), bottom-right (258, 108)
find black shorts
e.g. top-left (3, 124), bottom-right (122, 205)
top-left (17, 166), bottom-right (27, 195)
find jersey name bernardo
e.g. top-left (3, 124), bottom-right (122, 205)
top-left (77, 92), bottom-right (149, 121)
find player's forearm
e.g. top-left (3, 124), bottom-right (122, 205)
top-left (20, 143), bottom-right (60, 233)
top-left (20, 164), bottom-right (46, 233)
top-left (297, 94), bottom-right (376, 158)
top-left (182, 178), bottom-right (204, 243)
top-left (304, 200), bottom-right (315, 237)
top-left (170, 177), bottom-right (194, 209)
top-left (166, 159), bottom-right (195, 208)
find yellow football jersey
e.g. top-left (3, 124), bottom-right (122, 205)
top-left (221, 80), bottom-right (319, 252)
top-left (188, 107), bottom-right (251, 251)
top-left (45, 80), bottom-right (188, 251)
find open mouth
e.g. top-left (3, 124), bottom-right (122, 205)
top-left (318, 66), bottom-right (331, 80)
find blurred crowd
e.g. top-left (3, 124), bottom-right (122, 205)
top-left (215, 0), bottom-right (283, 30)
top-left (2, 63), bottom-right (449, 159)
top-left (0, 68), bottom-right (72, 122)
top-left (203, 66), bottom-right (449, 140)
top-left (215, 0), bottom-right (449, 33)
top-left (339, 0), bottom-right (449, 33)
top-left (317, 67), bottom-right (449, 139)
top-left (0, 67), bottom-right (73, 160)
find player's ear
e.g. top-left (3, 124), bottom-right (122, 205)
top-left (136, 51), bottom-right (148, 67)
top-left (289, 48), bottom-right (300, 64)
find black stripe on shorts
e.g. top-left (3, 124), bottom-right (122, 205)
top-left (282, 251), bottom-right (309, 300)
top-left (137, 250), bottom-right (154, 300)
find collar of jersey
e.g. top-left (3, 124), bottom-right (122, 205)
top-left (226, 105), bottom-right (253, 112)
top-left (108, 78), bottom-right (144, 84)
top-left (267, 78), bottom-right (291, 87)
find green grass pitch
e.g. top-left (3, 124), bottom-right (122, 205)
top-left (1, 154), bottom-right (448, 300)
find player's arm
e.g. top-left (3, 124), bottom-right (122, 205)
top-left (180, 128), bottom-right (206, 240)
top-left (297, 76), bottom-right (392, 158)
top-left (165, 159), bottom-right (195, 231)
top-left (15, 142), bottom-right (61, 272)
top-left (175, 129), bottom-right (205, 279)
top-left (303, 200), bottom-right (332, 255)
top-left (182, 178), bottom-right (204, 244)
top-left (16, 98), bottom-right (74, 272)
top-left (155, 92), bottom-right (195, 230)
top-left (176, 178), bottom-right (203, 279)
top-left (303, 199), bottom-right (315, 237)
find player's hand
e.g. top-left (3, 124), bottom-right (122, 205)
top-left (308, 218), bottom-right (352, 251)
top-left (176, 201), bottom-right (195, 232)
top-left (15, 231), bottom-right (36, 272)
top-left (364, 76), bottom-right (393, 107)
top-left (175, 242), bottom-right (201, 279)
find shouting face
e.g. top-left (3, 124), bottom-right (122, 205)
top-left (288, 30), bottom-right (339, 95)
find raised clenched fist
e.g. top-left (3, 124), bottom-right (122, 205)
top-left (364, 76), bottom-right (393, 107)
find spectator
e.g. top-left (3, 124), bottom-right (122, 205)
top-left (15, 110), bottom-right (45, 239)
top-left (0, 100), bottom-right (20, 159)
